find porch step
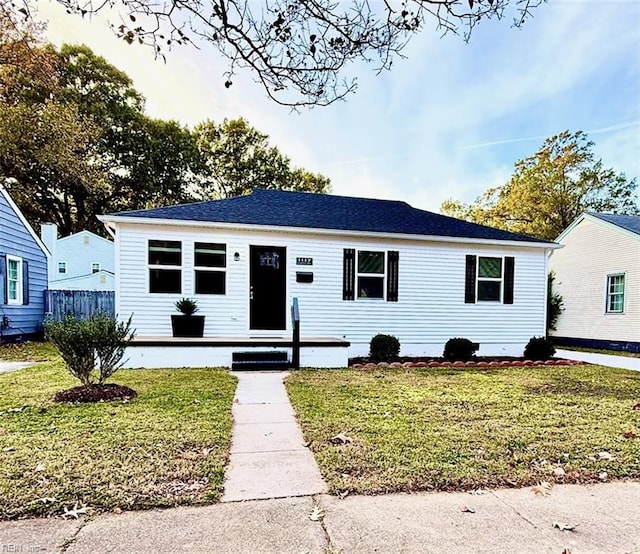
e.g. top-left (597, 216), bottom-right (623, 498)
top-left (231, 350), bottom-right (291, 371)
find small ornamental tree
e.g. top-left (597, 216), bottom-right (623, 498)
top-left (547, 272), bottom-right (564, 334)
top-left (45, 314), bottom-right (135, 386)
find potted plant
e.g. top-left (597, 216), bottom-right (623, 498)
top-left (171, 298), bottom-right (205, 338)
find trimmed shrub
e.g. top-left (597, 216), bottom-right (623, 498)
top-left (45, 314), bottom-right (135, 386)
top-left (524, 336), bottom-right (556, 360)
top-left (443, 337), bottom-right (478, 362)
top-left (369, 334), bottom-right (400, 362)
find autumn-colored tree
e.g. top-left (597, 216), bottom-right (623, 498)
top-left (441, 131), bottom-right (639, 241)
top-left (192, 118), bottom-right (330, 200)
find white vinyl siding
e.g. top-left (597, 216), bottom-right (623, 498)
top-left (115, 222), bottom-right (548, 354)
top-left (550, 217), bottom-right (639, 343)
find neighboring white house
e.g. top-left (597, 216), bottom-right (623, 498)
top-left (99, 189), bottom-right (559, 368)
top-left (549, 212), bottom-right (640, 353)
top-left (40, 224), bottom-right (115, 291)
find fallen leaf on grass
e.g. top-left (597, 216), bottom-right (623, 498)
top-left (302, 441), bottom-right (311, 448)
top-left (552, 467), bottom-right (566, 478)
top-left (2, 446), bottom-right (15, 453)
top-left (532, 481), bottom-right (553, 496)
top-left (599, 471), bottom-right (608, 481)
top-left (113, 507), bottom-right (122, 514)
top-left (632, 403), bottom-right (640, 411)
top-left (309, 505), bottom-right (326, 521)
top-left (339, 491), bottom-right (349, 500)
top-left (553, 522), bottom-right (579, 532)
top-left (36, 497), bottom-right (56, 504)
top-left (460, 506), bottom-right (475, 513)
top-left (597, 451), bottom-right (615, 461)
top-left (623, 431), bottom-right (637, 439)
top-left (62, 502), bottom-right (89, 519)
top-left (34, 463), bottom-right (46, 472)
top-left (329, 432), bottom-right (353, 445)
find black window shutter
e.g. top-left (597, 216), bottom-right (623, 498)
top-left (464, 255), bottom-right (477, 304)
top-left (22, 260), bottom-right (29, 305)
top-left (387, 251), bottom-right (399, 302)
top-left (503, 256), bottom-right (515, 305)
top-left (0, 255), bottom-right (6, 305)
top-left (343, 249), bottom-right (355, 301)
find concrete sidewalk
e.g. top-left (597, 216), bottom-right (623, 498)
top-left (557, 349), bottom-right (640, 372)
top-left (2, 482), bottom-right (639, 553)
top-left (222, 371), bottom-right (326, 501)
top-left (0, 361), bottom-right (34, 374)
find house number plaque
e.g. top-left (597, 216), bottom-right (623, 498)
top-left (296, 257), bottom-right (313, 266)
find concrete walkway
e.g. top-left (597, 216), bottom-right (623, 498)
top-left (221, 371), bottom-right (326, 502)
top-left (0, 361), bottom-right (34, 374)
top-left (2, 482), bottom-right (639, 553)
top-left (557, 349), bottom-right (640, 372)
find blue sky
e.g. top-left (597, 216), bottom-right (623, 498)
top-left (38, 0), bottom-right (639, 212)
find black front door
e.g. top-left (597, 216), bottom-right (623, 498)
top-left (250, 246), bottom-right (287, 331)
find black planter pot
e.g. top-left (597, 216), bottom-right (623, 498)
top-left (171, 315), bottom-right (205, 338)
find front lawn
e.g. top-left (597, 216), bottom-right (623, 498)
top-left (0, 343), bottom-right (236, 519)
top-left (286, 365), bottom-right (640, 494)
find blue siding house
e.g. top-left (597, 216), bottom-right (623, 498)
top-left (0, 185), bottom-right (49, 341)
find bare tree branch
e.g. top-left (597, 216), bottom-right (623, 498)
top-left (15, 0), bottom-right (542, 106)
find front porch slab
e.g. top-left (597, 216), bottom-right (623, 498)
top-left (123, 336), bottom-right (350, 369)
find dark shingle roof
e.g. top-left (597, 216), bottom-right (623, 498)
top-left (111, 189), bottom-right (552, 244)
top-left (589, 213), bottom-right (640, 236)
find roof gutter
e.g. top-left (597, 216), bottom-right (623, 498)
top-left (97, 214), bottom-right (561, 250)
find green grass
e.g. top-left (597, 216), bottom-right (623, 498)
top-left (286, 366), bottom-right (640, 495)
top-left (0, 343), bottom-right (237, 519)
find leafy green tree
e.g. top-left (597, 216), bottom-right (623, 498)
top-left (192, 118), bottom-right (330, 200)
top-left (441, 131), bottom-right (639, 241)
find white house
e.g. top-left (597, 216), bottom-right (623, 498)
top-left (549, 212), bottom-right (640, 353)
top-left (40, 224), bottom-right (115, 291)
top-left (99, 189), bottom-right (559, 368)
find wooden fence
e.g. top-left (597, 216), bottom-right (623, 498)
top-left (44, 290), bottom-right (115, 321)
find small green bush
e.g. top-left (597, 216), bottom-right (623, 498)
top-left (443, 338), bottom-right (478, 362)
top-left (175, 298), bottom-right (198, 316)
top-left (45, 314), bottom-right (135, 386)
top-left (524, 336), bottom-right (556, 360)
top-left (369, 334), bottom-right (401, 362)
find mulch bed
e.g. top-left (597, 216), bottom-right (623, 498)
top-left (54, 384), bottom-right (138, 403)
top-left (349, 356), bottom-right (585, 369)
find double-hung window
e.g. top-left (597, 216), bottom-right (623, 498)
top-left (343, 249), bottom-right (399, 301)
top-left (357, 251), bottom-right (385, 299)
top-left (148, 240), bottom-right (182, 293)
top-left (465, 255), bottom-right (515, 304)
top-left (6, 255), bottom-right (22, 305)
top-left (58, 261), bottom-right (67, 274)
top-left (91, 262), bottom-right (101, 274)
top-left (194, 242), bottom-right (226, 295)
top-left (477, 257), bottom-right (503, 302)
top-left (606, 274), bottom-right (625, 313)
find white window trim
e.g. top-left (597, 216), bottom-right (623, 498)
top-left (6, 255), bottom-right (23, 305)
top-left (91, 262), bottom-right (101, 274)
top-left (148, 240), bottom-right (182, 294)
top-left (357, 250), bottom-right (386, 300)
top-left (476, 255), bottom-right (504, 303)
top-left (58, 261), bottom-right (67, 274)
top-left (194, 242), bottom-right (227, 296)
top-left (605, 272), bottom-right (625, 314)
